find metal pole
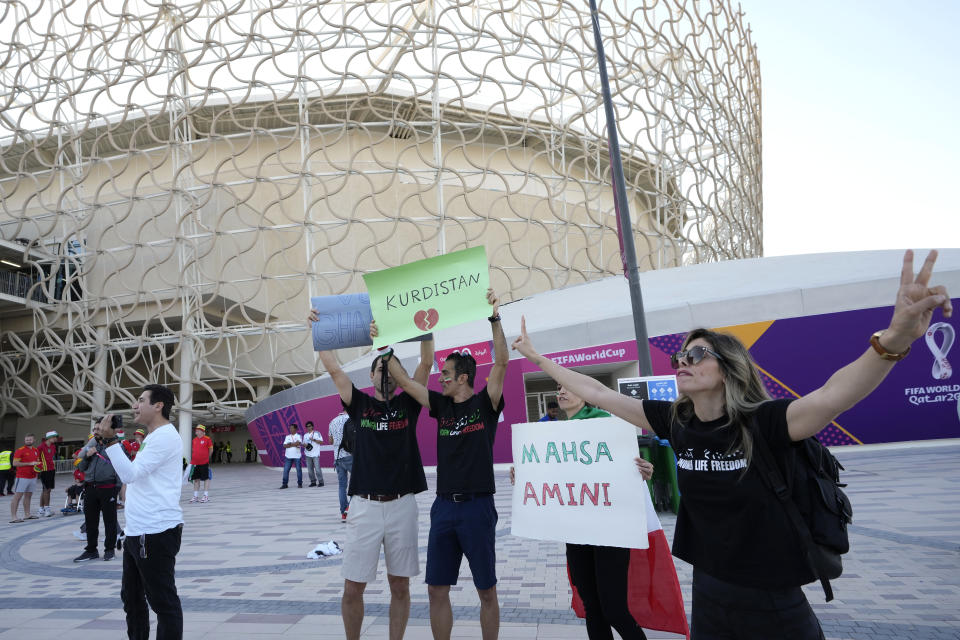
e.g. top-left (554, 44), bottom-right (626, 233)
top-left (587, 0), bottom-right (654, 376)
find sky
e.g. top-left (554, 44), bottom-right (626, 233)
top-left (735, 0), bottom-right (959, 257)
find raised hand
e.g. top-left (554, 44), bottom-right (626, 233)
top-left (510, 315), bottom-right (538, 360)
top-left (370, 320), bottom-right (379, 340)
top-left (307, 309), bottom-right (319, 325)
top-left (486, 287), bottom-right (500, 317)
top-left (882, 250), bottom-right (952, 353)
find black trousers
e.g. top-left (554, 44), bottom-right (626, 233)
top-left (122, 524), bottom-right (183, 640)
top-left (83, 485), bottom-right (119, 554)
top-left (0, 469), bottom-right (13, 494)
top-left (566, 543), bottom-right (647, 640)
top-left (691, 569), bottom-right (824, 640)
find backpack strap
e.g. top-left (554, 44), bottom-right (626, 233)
top-left (750, 417), bottom-right (835, 602)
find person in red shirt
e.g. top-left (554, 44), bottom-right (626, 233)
top-left (37, 430), bottom-right (58, 517)
top-left (189, 425), bottom-right (214, 503)
top-left (9, 433), bottom-right (41, 523)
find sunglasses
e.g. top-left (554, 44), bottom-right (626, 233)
top-left (670, 345), bottom-right (724, 369)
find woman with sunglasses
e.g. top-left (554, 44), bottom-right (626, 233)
top-left (511, 250), bottom-right (951, 639)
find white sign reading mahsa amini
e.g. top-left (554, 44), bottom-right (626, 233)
top-left (511, 417), bottom-right (649, 549)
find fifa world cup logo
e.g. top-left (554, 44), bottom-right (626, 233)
top-left (925, 322), bottom-right (954, 380)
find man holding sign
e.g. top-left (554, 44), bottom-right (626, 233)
top-left (310, 307), bottom-right (434, 640)
top-left (379, 288), bottom-right (507, 640)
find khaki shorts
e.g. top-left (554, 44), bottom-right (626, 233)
top-left (342, 493), bottom-right (419, 583)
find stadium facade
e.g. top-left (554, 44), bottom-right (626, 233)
top-left (0, 0), bottom-right (761, 451)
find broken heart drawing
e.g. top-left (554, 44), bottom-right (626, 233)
top-left (414, 308), bottom-right (439, 331)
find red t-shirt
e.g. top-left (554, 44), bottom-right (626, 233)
top-left (191, 436), bottom-right (213, 465)
top-left (14, 446), bottom-right (40, 479)
top-left (38, 442), bottom-right (56, 469)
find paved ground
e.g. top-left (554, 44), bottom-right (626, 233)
top-left (1, 442), bottom-right (958, 639)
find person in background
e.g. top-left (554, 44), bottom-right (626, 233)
top-left (189, 425), bottom-right (214, 503)
top-left (244, 440), bottom-right (255, 463)
top-left (64, 468), bottom-right (85, 512)
top-left (328, 411), bottom-right (352, 521)
top-left (225, 441), bottom-right (232, 463)
top-left (75, 418), bottom-right (123, 561)
top-left (280, 423), bottom-right (303, 489)
top-left (538, 401), bottom-right (561, 421)
top-left (0, 446), bottom-right (13, 496)
top-left (9, 433), bottom-right (41, 522)
top-left (303, 421), bottom-right (325, 487)
top-left (37, 430), bottom-right (58, 517)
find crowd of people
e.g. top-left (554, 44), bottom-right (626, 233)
top-left (0, 250), bottom-right (952, 640)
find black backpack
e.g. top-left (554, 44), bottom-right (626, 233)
top-left (752, 424), bottom-right (853, 602)
top-left (338, 418), bottom-right (356, 456)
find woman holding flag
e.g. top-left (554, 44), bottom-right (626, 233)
top-left (511, 250), bottom-right (951, 639)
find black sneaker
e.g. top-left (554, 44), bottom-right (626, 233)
top-left (73, 550), bottom-right (99, 563)
top-left (103, 550), bottom-right (115, 561)
top-left (308, 482), bottom-right (317, 487)
top-left (279, 485), bottom-right (288, 489)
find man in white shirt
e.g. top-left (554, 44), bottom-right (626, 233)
top-left (303, 421), bottom-right (325, 487)
top-left (97, 384), bottom-right (184, 640)
top-left (281, 423), bottom-right (304, 489)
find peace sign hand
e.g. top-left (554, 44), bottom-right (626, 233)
top-left (883, 250), bottom-right (952, 353)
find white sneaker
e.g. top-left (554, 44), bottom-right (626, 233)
top-left (44, 508), bottom-right (54, 517)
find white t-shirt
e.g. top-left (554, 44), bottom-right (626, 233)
top-left (303, 430), bottom-right (323, 458)
top-left (283, 433), bottom-right (303, 459)
top-left (106, 423), bottom-right (183, 536)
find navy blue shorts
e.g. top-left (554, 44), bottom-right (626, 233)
top-left (426, 494), bottom-right (498, 589)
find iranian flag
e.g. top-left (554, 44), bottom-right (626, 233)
top-left (569, 489), bottom-right (689, 638)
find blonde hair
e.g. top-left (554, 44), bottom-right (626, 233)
top-left (670, 328), bottom-right (770, 464)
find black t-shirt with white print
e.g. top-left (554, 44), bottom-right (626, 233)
top-left (643, 398), bottom-right (816, 589)
top-left (429, 387), bottom-right (504, 495)
top-left (343, 386), bottom-right (428, 497)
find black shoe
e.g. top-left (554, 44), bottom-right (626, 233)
top-left (318, 483), bottom-right (324, 487)
top-left (103, 550), bottom-right (115, 561)
top-left (279, 485), bottom-right (288, 489)
top-left (297, 484), bottom-right (303, 488)
top-left (308, 482), bottom-right (317, 487)
top-left (73, 550), bottom-right (99, 563)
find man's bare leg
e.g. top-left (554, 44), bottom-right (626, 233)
top-left (387, 574), bottom-right (411, 640)
top-left (342, 579), bottom-right (366, 640)
top-left (478, 585), bottom-right (499, 640)
top-left (428, 584), bottom-right (453, 640)
top-left (10, 493), bottom-right (21, 520)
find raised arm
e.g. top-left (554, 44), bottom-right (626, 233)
top-left (310, 307), bottom-right (354, 405)
top-left (786, 250), bottom-right (952, 441)
top-left (486, 289), bottom-right (508, 407)
top-left (384, 353), bottom-right (431, 407)
top-left (512, 316), bottom-right (653, 430)
top-left (412, 336), bottom-right (435, 387)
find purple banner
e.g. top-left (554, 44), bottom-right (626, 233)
top-left (249, 299), bottom-right (959, 466)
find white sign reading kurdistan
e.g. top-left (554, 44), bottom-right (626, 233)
top-left (511, 417), bottom-right (649, 549)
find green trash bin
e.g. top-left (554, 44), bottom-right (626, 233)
top-left (638, 434), bottom-right (680, 514)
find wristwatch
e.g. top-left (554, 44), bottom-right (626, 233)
top-left (488, 313), bottom-right (501, 323)
top-left (870, 331), bottom-right (910, 361)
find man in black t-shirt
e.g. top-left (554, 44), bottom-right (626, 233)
top-left (312, 310), bottom-right (434, 640)
top-left (383, 288), bottom-right (507, 640)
